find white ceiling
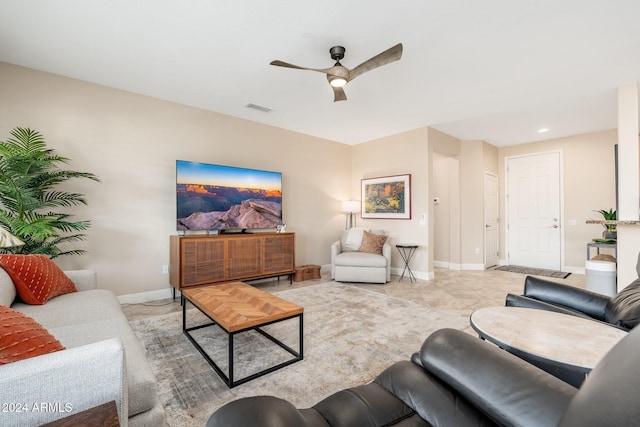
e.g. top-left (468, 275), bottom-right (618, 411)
top-left (1, 0), bottom-right (639, 147)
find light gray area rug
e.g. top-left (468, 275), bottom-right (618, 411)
top-left (130, 281), bottom-right (469, 426)
top-left (494, 265), bottom-right (571, 279)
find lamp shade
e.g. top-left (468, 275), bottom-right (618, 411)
top-left (0, 228), bottom-right (24, 248)
top-left (341, 200), bottom-right (360, 213)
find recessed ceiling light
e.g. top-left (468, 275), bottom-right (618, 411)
top-left (538, 128), bottom-right (549, 133)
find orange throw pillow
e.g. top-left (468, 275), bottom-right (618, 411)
top-left (359, 230), bottom-right (388, 255)
top-left (0, 305), bottom-right (64, 364)
top-left (0, 255), bottom-right (77, 305)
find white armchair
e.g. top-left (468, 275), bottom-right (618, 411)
top-left (331, 228), bottom-right (391, 284)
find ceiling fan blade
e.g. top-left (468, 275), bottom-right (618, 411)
top-left (270, 60), bottom-right (331, 74)
top-left (332, 86), bottom-right (347, 102)
top-left (349, 43), bottom-right (403, 81)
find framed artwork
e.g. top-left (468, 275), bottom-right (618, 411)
top-left (361, 174), bottom-right (411, 219)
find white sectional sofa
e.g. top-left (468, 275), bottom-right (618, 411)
top-left (0, 268), bottom-right (165, 426)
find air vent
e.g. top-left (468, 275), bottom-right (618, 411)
top-left (245, 103), bottom-right (273, 113)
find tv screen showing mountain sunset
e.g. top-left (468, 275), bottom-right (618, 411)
top-left (176, 160), bottom-right (282, 231)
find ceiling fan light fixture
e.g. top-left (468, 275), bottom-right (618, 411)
top-left (329, 76), bottom-right (347, 87)
top-left (270, 43), bottom-right (402, 101)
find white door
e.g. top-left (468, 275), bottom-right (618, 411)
top-left (506, 152), bottom-right (561, 270)
top-left (484, 172), bottom-right (499, 268)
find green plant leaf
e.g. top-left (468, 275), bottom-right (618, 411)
top-left (0, 127), bottom-right (99, 258)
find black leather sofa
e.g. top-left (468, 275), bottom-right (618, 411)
top-left (504, 274), bottom-right (640, 388)
top-left (207, 327), bottom-right (640, 427)
top-left (505, 275), bottom-right (640, 331)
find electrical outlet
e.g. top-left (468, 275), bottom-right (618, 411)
top-left (474, 248), bottom-right (480, 254)
top-left (162, 265), bottom-right (169, 274)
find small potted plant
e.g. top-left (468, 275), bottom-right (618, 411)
top-left (595, 208), bottom-right (617, 240)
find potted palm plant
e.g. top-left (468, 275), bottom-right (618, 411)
top-left (0, 127), bottom-right (100, 258)
top-left (595, 208), bottom-right (617, 240)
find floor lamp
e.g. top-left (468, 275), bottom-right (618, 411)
top-left (0, 227), bottom-right (25, 251)
top-left (341, 200), bottom-right (360, 229)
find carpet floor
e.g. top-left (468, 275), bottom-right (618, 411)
top-left (129, 281), bottom-right (469, 426)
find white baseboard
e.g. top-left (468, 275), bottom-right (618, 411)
top-left (390, 267), bottom-right (433, 281)
top-left (434, 261), bottom-right (462, 270)
top-left (118, 288), bottom-right (174, 305)
top-left (563, 266), bottom-right (586, 275)
top-left (461, 263), bottom-right (486, 271)
top-left (434, 261), bottom-right (484, 271)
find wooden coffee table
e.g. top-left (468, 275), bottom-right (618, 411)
top-left (182, 281), bottom-right (303, 388)
top-left (470, 306), bottom-right (627, 387)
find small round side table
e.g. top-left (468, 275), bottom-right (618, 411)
top-left (396, 244), bottom-right (418, 283)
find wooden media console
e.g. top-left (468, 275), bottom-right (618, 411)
top-left (169, 232), bottom-right (295, 292)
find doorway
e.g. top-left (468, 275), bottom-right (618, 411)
top-left (506, 151), bottom-right (562, 270)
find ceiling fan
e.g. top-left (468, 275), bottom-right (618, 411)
top-left (270, 43), bottom-right (403, 102)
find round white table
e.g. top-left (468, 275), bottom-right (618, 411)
top-left (470, 306), bottom-right (627, 387)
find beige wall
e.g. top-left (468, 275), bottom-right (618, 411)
top-left (0, 62), bottom-right (351, 297)
top-left (428, 128), bottom-right (464, 274)
top-left (428, 128), bottom-right (615, 273)
top-left (431, 135), bottom-right (497, 269)
top-left (351, 128), bottom-right (430, 277)
top-left (483, 141), bottom-right (498, 173)
top-left (460, 141), bottom-right (486, 267)
top-left (615, 83), bottom-right (640, 288)
top-left (433, 153), bottom-right (455, 266)
top-left (498, 129), bottom-right (618, 270)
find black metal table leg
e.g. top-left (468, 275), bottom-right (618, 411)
top-left (182, 296), bottom-right (304, 388)
top-left (396, 244), bottom-right (418, 283)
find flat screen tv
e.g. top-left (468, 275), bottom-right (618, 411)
top-left (176, 160), bottom-right (282, 232)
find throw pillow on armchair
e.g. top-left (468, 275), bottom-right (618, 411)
top-left (359, 230), bottom-right (388, 255)
top-left (343, 227), bottom-right (365, 251)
